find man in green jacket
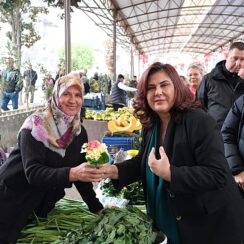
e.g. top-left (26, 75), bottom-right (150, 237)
top-left (1, 58), bottom-right (22, 111)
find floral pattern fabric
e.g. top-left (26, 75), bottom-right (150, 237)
top-left (19, 75), bottom-right (83, 157)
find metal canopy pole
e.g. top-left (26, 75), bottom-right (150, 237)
top-left (130, 45), bottom-right (134, 79)
top-left (64, 0), bottom-right (71, 74)
top-left (112, 10), bottom-right (117, 82)
top-left (138, 52), bottom-right (140, 78)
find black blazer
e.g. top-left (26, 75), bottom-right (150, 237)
top-left (114, 109), bottom-right (244, 244)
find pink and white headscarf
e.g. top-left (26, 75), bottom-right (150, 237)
top-left (19, 74), bottom-right (84, 157)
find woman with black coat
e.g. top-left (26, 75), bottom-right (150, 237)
top-left (98, 62), bottom-right (244, 244)
top-left (0, 74), bottom-right (103, 243)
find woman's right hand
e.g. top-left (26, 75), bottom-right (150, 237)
top-left (99, 163), bottom-right (119, 180)
top-left (238, 67), bottom-right (244, 79)
top-left (234, 171), bottom-right (244, 190)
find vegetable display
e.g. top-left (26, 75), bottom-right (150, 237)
top-left (17, 199), bottom-right (96, 244)
top-left (85, 107), bottom-right (134, 121)
top-left (108, 116), bottom-right (142, 133)
top-left (58, 206), bottom-right (157, 244)
top-left (18, 199), bottom-right (165, 244)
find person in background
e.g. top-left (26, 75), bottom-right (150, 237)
top-left (111, 74), bottom-right (137, 111)
top-left (1, 58), bottom-right (22, 111)
top-left (221, 94), bottom-right (244, 198)
top-left (187, 63), bottom-right (204, 95)
top-left (0, 74), bottom-right (103, 243)
top-left (127, 75), bottom-right (138, 100)
top-left (80, 72), bottom-right (90, 94)
top-left (129, 75), bottom-right (137, 88)
top-left (93, 72), bottom-right (99, 81)
top-left (55, 64), bottom-right (65, 81)
top-left (23, 63), bottom-right (38, 103)
top-left (89, 72), bottom-right (101, 93)
top-left (110, 74), bottom-right (126, 110)
top-left (196, 41), bottom-right (244, 129)
top-left (42, 74), bottom-right (55, 101)
top-left (179, 75), bottom-right (189, 87)
top-left (98, 62), bottom-right (244, 244)
top-left (100, 74), bottom-right (111, 95)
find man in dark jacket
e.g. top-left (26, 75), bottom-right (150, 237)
top-left (196, 41), bottom-right (244, 129)
top-left (111, 74), bottom-right (126, 111)
top-left (1, 58), bottom-right (22, 111)
top-left (23, 64), bottom-right (38, 103)
top-left (222, 95), bottom-right (244, 198)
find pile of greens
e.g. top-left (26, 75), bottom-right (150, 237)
top-left (57, 206), bottom-right (157, 244)
top-left (17, 199), bottom-right (96, 244)
top-left (17, 199), bottom-right (162, 244)
top-left (100, 179), bottom-right (145, 205)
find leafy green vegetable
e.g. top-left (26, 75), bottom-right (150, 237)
top-left (100, 179), bottom-right (145, 205)
top-left (58, 206), bottom-right (157, 244)
top-left (17, 199), bottom-right (96, 244)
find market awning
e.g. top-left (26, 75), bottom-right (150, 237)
top-left (76, 0), bottom-right (244, 57)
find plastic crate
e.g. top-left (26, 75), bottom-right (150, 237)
top-left (84, 96), bottom-right (101, 109)
top-left (102, 136), bottom-right (135, 156)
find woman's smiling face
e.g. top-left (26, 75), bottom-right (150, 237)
top-left (187, 67), bottom-right (202, 87)
top-left (146, 71), bottom-right (175, 116)
top-left (59, 85), bottom-right (83, 116)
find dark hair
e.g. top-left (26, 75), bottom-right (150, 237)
top-left (118, 74), bottom-right (124, 79)
top-left (179, 75), bottom-right (187, 81)
top-left (133, 62), bottom-right (203, 128)
top-left (229, 42), bottom-right (244, 51)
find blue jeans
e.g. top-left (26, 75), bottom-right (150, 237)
top-left (1, 91), bottom-right (19, 111)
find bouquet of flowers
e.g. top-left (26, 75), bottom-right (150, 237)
top-left (81, 140), bottom-right (110, 166)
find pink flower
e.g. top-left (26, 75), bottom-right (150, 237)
top-left (81, 140), bottom-right (109, 166)
top-left (87, 140), bottom-right (101, 150)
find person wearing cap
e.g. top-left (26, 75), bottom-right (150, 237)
top-left (0, 74), bottom-right (104, 243)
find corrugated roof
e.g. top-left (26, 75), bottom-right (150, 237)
top-left (76, 0), bottom-right (244, 57)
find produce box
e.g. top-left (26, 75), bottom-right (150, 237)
top-left (84, 97), bottom-right (101, 109)
top-left (102, 136), bottom-right (135, 156)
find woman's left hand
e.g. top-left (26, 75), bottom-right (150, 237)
top-left (148, 146), bottom-right (171, 181)
top-left (69, 163), bottom-right (104, 182)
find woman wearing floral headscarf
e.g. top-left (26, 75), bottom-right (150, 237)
top-left (0, 74), bottom-right (104, 243)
